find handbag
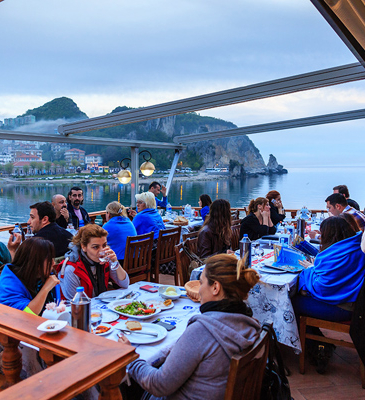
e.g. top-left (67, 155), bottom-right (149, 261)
top-left (182, 241), bottom-right (205, 275)
top-left (260, 323), bottom-right (293, 400)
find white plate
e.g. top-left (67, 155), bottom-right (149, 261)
top-left (158, 286), bottom-right (181, 300)
top-left (97, 289), bottom-right (133, 303)
top-left (115, 322), bottom-right (167, 344)
top-left (101, 310), bottom-right (120, 323)
top-left (94, 323), bottom-right (114, 336)
top-left (144, 299), bottom-right (174, 311)
top-left (257, 264), bottom-right (286, 274)
top-left (37, 320), bottom-right (68, 333)
top-left (108, 300), bottom-right (161, 320)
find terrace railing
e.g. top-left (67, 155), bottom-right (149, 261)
top-left (0, 304), bottom-right (138, 399)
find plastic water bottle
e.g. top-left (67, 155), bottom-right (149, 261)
top-left (166, 203), bottom-right (172, 214)
top-left (12, 223), bottom-right (22, 243)
top-left (71, 287), bottom-right (91, 332)
top-left (184, 204), bottom-right (192, 219)
top-left (320, 211), bottom-right (325, 222)
top-left (239, 234), bottom-right (252, 268)
top-left (24, 224), bottom-right (34, 239)
top-left (66, 223), bottom-right (77, 236)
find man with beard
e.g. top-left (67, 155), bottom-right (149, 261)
top-left (67, 187), bottom-right (91, 229)
top-left (52, 194), bottom-right (70, 228)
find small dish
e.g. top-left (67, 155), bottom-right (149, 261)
top-left (158, 286), bottom-right (181, 300)
top-left (37, 320), bottom-right (68, 333)
top-left (101, 310), bottom-right (120, 323)
top-left (145, 299), bottom-right (174, 311)
top-left (94, 323), bottom-right (114, 336)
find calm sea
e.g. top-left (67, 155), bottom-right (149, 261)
top-left (1, 166), bottom-right (364, 242)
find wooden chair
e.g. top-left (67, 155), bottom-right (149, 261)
top-left (182, 231), bottom-right (199, 241)
top-left (231, 219), bottom-right (241, 226)
top-left (186, 237), bottom-right (198, 255)
top-left (231, 210), bottom-right (239, 220)
top-left (299, 316), bottom-right (365, 388)
top-left (153, 226), bottom-right (182, 284)
top-left (231, 224), bottom-right (241, 251)
top-left (123, 232), bottom-right (154, 284)
top-left (174, 242), bottom-right (192, 286)
top-left (224, 326), bottom-right (271, 400)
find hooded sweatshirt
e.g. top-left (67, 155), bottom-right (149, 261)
top-left (132, 208), bottom-right (165, 239)
top-left (128, 311), bottom-right (261, 400)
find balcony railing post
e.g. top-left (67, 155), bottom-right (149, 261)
top-left (98, 367), bottom-right (125, 400)
top-left (39, 348), bottom-right (63, 368)
top-left (0, 334), bottom-right (22, 388)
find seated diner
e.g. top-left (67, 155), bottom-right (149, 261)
top-left (0, 237), bottom-right (60, 315)
top-left (103, 201), bottom-right (137, 265)
top-left (132, 192), bottom-right (166, 240)
top-left (266, 190), bottom-right (286, 226)
top-left (197, 199), bottom-right (232, 258)
top-left (240, 197), bottom-right (276, 241)
top-left (198, 194), bottom-right (212, 222)
top-left (57, 224), bottom-right (129, 300)
top-left (119, 253), bottom-right (261, 400)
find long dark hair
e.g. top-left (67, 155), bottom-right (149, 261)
top-left (199, 194), bottom-right (212, 208)
top-left (202, 199), bottom-right (232, 245)
top-left (320, 216), bottom-right (357, 251)
top-left (11, 237), bottom-right (55, 293)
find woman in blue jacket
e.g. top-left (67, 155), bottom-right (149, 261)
top-left (199, 194), bottom-right (212, 222)
top-left (0, 237), bottom-right (59, 315)
top-left (103, 201), bottom-right (137, 264)
top-left (132, 192), bottom-right (165, 239)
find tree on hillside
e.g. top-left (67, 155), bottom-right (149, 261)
top-left (4, 163), bottom-right (14, 175)
top-left (23, 165), bottom-right (30, 176)
top-left (30, 161), bottom-right (37, 175)
top-left (45, 161), bottom-right (52, 175)
top-left (71, 159), bottom-right (80, 172)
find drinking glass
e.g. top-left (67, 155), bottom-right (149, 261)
top-left (255, 245), bottom-right (264, 263)
top-left (91, 309), bottom-right (102, 333)
top-left (99, 250), bottom-right (109, 264)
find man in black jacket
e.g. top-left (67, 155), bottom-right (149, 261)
top-left (52, 194), bottom-right (70, 228)
top-left (28, 201), bottom-right (73, 258)
top-left (67, 186), bottom-right (91, 229)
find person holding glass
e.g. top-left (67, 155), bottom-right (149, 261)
top-left (57, 224), bottom-right (129, 300)
top-left (266, 190), bottom-right (286, 226)
top-left (240, 197), bottom-right (276, 241)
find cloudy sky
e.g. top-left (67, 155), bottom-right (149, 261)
top-left (1, 0), bottom-right (365, 167)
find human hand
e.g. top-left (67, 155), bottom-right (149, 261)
top-left (7, 233), bottom-right (21, 259)
top-left (43, 275), bottom-right (60, 293)
top-left (118, 333), bottom-right (131, 346)
top-left (227, 249), bottom-right (235, 255)
top-left (104, 246), bottom-right (118, 263)
top-left (128, 209), bottom-right (137, 218)
top-left (160, 185), bottom-right (167, 197)
top-left (60, 207), bottom-right (69, 220)
top-left (261, 210), bottom-right (270, 219)
top-left (308, 230), bottom-right (320, 239)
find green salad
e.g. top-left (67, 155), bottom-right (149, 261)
top-left (115, 301), bottom-right (156, 315)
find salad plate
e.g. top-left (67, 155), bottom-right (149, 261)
top-left (108, 300), bottom-right (161, 319)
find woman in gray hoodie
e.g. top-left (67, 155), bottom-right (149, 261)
top-left (120, 253), bottom-right (261, 400)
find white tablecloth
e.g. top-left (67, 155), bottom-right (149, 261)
top-left (190, 251), bottom-right (301, 352)
top-left (165, 218), bottom-right (203, 240)
top-left (91, 281), bottom-right (201, 364)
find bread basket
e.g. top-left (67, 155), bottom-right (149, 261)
top-left (184, 280), bottom-right (201, 302)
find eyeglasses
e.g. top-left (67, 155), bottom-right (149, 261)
top-left (136, 201), bottom-right (145, 205)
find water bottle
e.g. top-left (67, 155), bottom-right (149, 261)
top-left (71, 287), bottom-right (91, 332)
top-left (239, 234), bottom-right (252, 268)
top-left (166, 203), bottom-right (172, 214)
top-left (66, 223), bottom-right (77, 236)
top-left (320, 211), bottom-right (325, 223)
top-left (12, 223), bottom-right (22, 243)
top-left (184, 204), bottom-right (191, 219)
top-left (24, 224), bottom-right (34, 239)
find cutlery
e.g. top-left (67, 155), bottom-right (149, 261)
top-left (117, 328), bottom-right (159, 337)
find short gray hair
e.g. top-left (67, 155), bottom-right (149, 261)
top-left (135, 192), bottom-right (156, 209)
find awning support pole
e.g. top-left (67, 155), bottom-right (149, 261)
top-left (130, 147), bottom-right (139, 208)
top-left (165, 150), bottom-right (181, 197)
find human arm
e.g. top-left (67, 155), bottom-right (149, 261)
top-left (309, 230), bottom-right (321, 240)
top-left (7, 233), bottom-right (21, 260)
top-left (261, 210), bottom-right (274, 227)
top-left (197, 228), bottom-right (213, 258)
top-left (58, 264), bottom-right (81, 300)
top-left (269, 203), bottom-right (285, 225)
top-left (155, 196), bottom-right (167, 208)
top-left (104, 246), bottom-right (129, 288)
top-left (60, 207), bottom-right (70, 222)
top-left (27, 275), bottom-right (60, 315)
top-left (128, 322), bottom-right (210, 397)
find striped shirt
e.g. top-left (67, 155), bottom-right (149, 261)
top-left (343, 205), bottom-right (365, 230)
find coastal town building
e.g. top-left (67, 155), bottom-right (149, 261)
top-left (64, 148), bottom-right (85, 166)
top-left (51, 142), bottom-right (71, 153)
top-left (85, 153), bottom-right (103, 169)
top-left (1, 115), bottom-right (36, 129)
top-left (0, 153), bottom-right (12, 164)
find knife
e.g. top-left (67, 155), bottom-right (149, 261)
top-left (117, 328), bottom-right (159, 337)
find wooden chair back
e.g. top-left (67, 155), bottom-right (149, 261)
top-left (186, 237), bottom-right (198, 255)
top-left (182, 231), bottom-right (199, 241)
top-left (224, 327), bottom-right (270, 400)
top-left (154, 226), bottom-right (182, 284)
top-left (123, 232), bottom-right (154, 284)
top-left (174, 242), bottom-right (192, 286)
top-left (231, 224), bottom-right (241, 251)
top-left (231, 219), bottom-right (241, 226)
top-left (231, 210), bottom-right (239, 220)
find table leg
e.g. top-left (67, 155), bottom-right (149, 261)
top-left (98, 368), bottom-right (125, 400)
top-left (0, 333), bottom-right (22, 388)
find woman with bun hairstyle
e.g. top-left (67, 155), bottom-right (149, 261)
top-left (197, 199), bottom-right (232, 258)
top-left (266, 190), bottom-right (285, 226)
top-left (0, 237), bottom-right (59, 315)
top-left (198, 194), bottom-right (212, 222)
top-left (121, 253), bottom-right (261, 400)
top-left (103, 201), bottom-right (137, 264)
top-left (240, 197), bottom-right (276, 241)
top-left (57, 224), bottom-right (129, 300)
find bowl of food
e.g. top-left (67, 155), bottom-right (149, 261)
top-left (158, 285), bottom-right (181, 300)
top-left (173, 216), bottom-right (189, 226)
top-left (184, 280), bottom-right (201, 302)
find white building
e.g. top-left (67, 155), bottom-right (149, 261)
top-left (0, 153), bottom-right (13, 164)
top-left (85, 153), bottom-right (103, 169)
